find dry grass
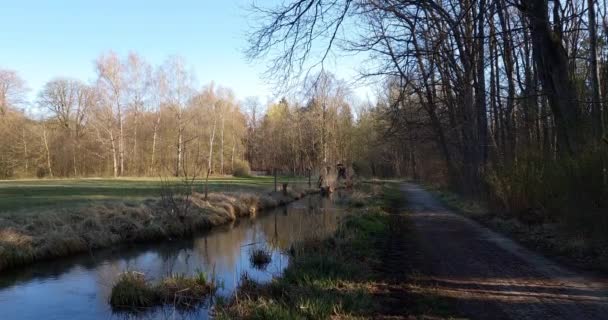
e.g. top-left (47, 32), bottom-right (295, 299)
top-left (0, 187), bottom-right (318, 271)
top-left (157, 272), bottom-right (215, 308)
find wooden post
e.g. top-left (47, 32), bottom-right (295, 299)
top-left (274, 168), bottom-right (277, 192)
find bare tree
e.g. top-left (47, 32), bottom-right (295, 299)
top-left (161, 56), bottom-right (195, 177)
top-left (0, 68), bottom-right (28, 115)
top-left (96, 52), bottom-right (125, 176)
top-left (38, 78), bottom-right (94, 176)
top-left (124, 53), bottom-right (152, 174)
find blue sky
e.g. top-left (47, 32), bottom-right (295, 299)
top-left (0, 0), bottom-right (371, 105)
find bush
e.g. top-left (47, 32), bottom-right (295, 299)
top-left (232, 160), bottom-right (251, 177)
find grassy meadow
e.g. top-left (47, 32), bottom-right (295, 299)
top-left (0, 176), bottom-right (309, 213)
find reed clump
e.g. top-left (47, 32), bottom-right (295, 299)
top-left (249, 247), bottom-right (272, 269)
top-left (157, 272), bottom-right (215, 308)
top-left (110, 272), bottom-right (158, 309)
top-left (110, 271), bottom-right (216, 310)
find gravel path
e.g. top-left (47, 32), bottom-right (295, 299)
top-left (403, 182), bottom-right (608, 320)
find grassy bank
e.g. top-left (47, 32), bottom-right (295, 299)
top-left (0, 185), bottom-right (316, 272)
top-left (217, 182), bottom-right (458, 319)
top-left (217, 209), bottom-right (389, 319)
top-left (427, 186), bottom-right (608, 273)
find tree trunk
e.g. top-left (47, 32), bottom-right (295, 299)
top-left (176, 125), bottom-right (183, 177)
top-left (208, 116), bottom-right (217, 173)
top-left (220, 114), bottom-right (225, 175)
top-left (110, 130), bottom-right (118, 178)
top-left (132, 114), bottom-right (138, 174)
top-left (22, 127), bottom-right (28, 175)
top-left (475, 0), bottom-right (488, 167)
top-left (150, 115), bottom-right (160, 175)
top-left (498, 0), bottom-right (516, 163)
top-left (118, 101), bottom-right (124, 176)
top-left (525, 0), bottom-right (581, 155)
top-left (42, 124), bottom-right (53, 177)
top-left (231, 134), bottom-right (236, 172)
top-left (588, 0), bottom-right (603, 139)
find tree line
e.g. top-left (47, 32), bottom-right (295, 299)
top-left (0, 53), bottom-right (247, 178)
top-left (1, 53), bottom-right (404, 179)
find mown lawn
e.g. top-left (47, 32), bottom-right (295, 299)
top-left (0, 176), bottom-right (309, 213)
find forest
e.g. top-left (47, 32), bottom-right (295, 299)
top-left (243, 0), bottom-right (608, 231)
top-left (0, 55), bottom-right (398, 180)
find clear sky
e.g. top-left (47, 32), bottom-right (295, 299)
top-left (0, 0), bottom-right (371, 105)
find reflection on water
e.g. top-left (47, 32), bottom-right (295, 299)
top-left (0, 193), bottom-right (349, 320)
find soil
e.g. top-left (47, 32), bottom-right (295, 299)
top-left (374, 183), bottom-right (608, 320)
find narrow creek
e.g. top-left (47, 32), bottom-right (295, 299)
top-left (0, 192), bottom-right (351, 319)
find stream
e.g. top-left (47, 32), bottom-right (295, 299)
top-left (0, 192), bottom-right (351, 319)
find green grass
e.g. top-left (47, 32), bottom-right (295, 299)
top-left (0, 176), bottom-right (308, 213)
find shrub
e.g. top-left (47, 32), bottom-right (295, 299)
top-left (232, 160), bottom-right (251, 177)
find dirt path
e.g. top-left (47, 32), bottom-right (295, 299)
top-left (402, 182), bottom-right (608, 320)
